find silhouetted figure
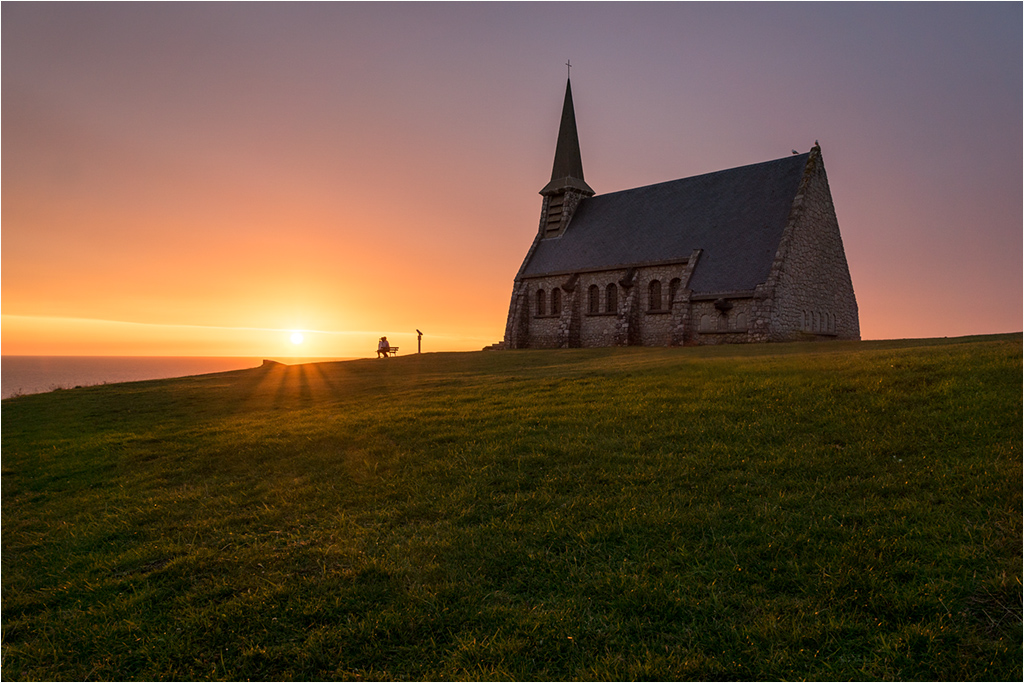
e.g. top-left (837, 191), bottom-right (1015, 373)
top-left (377, 336), bottom-right (390, 358)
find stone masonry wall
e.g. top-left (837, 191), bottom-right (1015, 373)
top-left (689, 297), bottom-right (756, 345)
top-left (766, 148), bottom-right (860, 341)
top-left (504, 281), bottom-right (533, 349)
top-left (518, 262), bottom-right (692, 348)
top-left (634, 264), bottom-right (690, 346)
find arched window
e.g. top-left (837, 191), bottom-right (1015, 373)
top-left (669, 278), bottom-right (682, 307)
top-left (536, 289), bottom-right (546, 316)
top-left (648, 280), bottom-right (662, 311)
top-left (588, 285), bottom-right (600, 314)
top-left (606, 283), bottom-right (617, 313)
top-left (700, 314), bottom-right (712, 331)
top-left (551, 288), bottom-right (562, 315)
top-left (735, 312), bottom-right (747, 330)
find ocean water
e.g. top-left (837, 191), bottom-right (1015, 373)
top-left (1, 356), bottom-right (268, 399)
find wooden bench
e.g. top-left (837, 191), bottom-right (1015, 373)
top-left (386, 347), bottom-right (398, 357)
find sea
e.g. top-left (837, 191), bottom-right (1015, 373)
top-left (1, 356), bottom-right (351, 399)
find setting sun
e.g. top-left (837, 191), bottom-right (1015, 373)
top-left (290, 332), bottom-right (304, 345)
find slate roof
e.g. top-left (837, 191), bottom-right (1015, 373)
top-left (520, 152), bottom-right (809, 294)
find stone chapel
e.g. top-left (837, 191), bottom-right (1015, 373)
top-left (502, 78), bottom-right (860, 348)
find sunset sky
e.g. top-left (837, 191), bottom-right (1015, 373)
top-left (3, 2), bottom-right (1021, 358)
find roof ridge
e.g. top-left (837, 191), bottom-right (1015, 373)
top-left (591, 152), bottom-right (810, 200)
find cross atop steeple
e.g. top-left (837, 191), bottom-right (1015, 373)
top-left (566, 59), bottom-right (572, 79)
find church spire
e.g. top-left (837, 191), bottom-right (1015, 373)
top-left (541, 78), bottom-right (594, 196)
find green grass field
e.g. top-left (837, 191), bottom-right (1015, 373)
top-left (2, 335), bottom-right (1021, 680)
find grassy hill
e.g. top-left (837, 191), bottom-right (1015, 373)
top-left (2, 335), bottom-right (1021, 680)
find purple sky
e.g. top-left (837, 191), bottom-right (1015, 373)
top-left (3, 2), bottom-right (1021, 356)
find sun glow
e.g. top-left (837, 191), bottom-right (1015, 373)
top-left (290, 331), bottom-right (304, 345)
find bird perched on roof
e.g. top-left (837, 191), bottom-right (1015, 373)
top-left (792, 150), bottom-right (799, 154)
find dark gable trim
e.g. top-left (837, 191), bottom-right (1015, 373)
top-left (522, 257), bottom-right (690, 281)
top-left (690, 290), bottom-right (757, 301)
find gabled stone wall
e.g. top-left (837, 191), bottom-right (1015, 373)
top-left (763, 147), bottom-right (860, 341)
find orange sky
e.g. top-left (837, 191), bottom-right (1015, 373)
top-left (3, 4), bottom-right (1021, 358)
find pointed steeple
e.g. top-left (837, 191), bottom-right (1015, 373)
top-left (541, 78), bottom-right (594, 196)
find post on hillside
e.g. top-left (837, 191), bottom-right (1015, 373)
top-left (416, 329), bottom-right (423, 353)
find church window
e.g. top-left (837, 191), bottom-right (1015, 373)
top-left (700, 314), bottom-right (712, 332)
top-left (735, 312), bottom-right (747, 330)
top-left (588, 285), bottom-right (600, 314)
top-left (606, 283), bottom-right (617, 313)
top-left (536, 289), bottom-right (546, 316)
top-left (551, 288), bottom-right (562, 315)
top-left (648, 280), bottom-right (662, 311)
top-left (669, 278), bottom-right (682, 307)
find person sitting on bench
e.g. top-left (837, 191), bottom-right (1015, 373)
top-left (377, 336), bottom-right (390, 358)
